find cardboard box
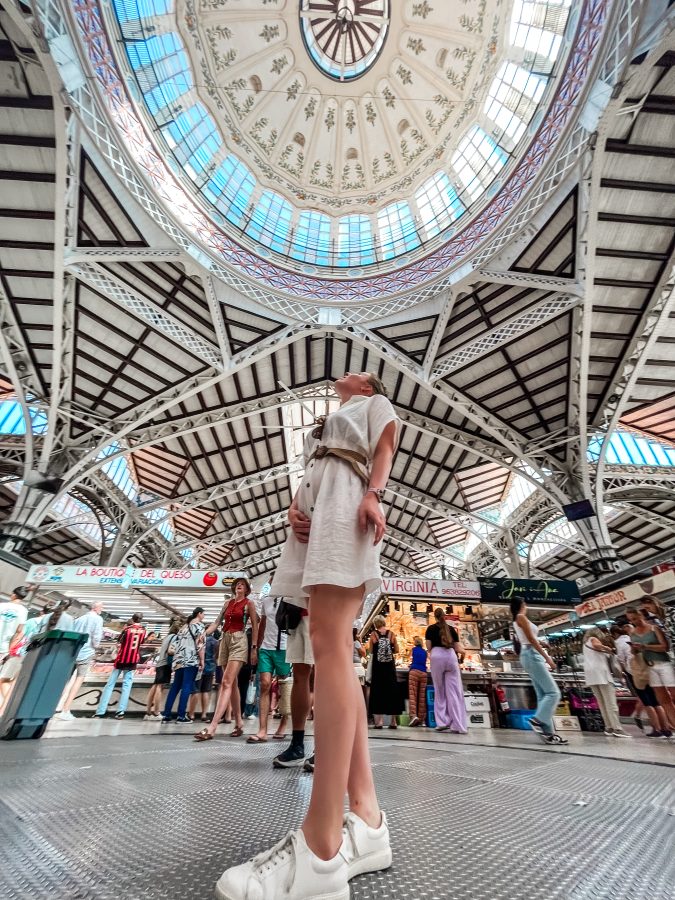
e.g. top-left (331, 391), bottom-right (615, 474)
top-left (467, 711), bottom-right (492, 729)
top-left (553, 715), bottom-right (581, 732)
top-left (464, 693), bottom-right (491, 713)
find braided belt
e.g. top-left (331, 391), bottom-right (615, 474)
top-left (308, 446), bottom-right (369, 486)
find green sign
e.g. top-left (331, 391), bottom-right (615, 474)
top-left (478, 578), bottom-right (580, 608)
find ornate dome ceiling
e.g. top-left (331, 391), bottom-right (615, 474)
top-left (104, 0), bottom-right (576, 274)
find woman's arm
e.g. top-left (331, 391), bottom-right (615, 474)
top-left (288, 490), bottom-right (311, 543)
top-left (248, 601), bottom-right (259, 660)
top-left (425, 641), bottom-right (433, 653)
top-left (357, 643), bottom-right (366, 659)
top-left (516, 614), bottom-right (554, 667)
top-left (646, 627), bottom-right (670, 654)
top-left (358, 421), bottom-right (397, 544)
top-left (588, 637), bottom-right (613, 654)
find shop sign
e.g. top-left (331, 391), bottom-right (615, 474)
top-left (478, 577), bottom-right (580, 608)
top-left (575, 569), bottom-right (675, 617)
top-left (381, 577), bottom-right (481, 599)
top-left (26, 564), bottom-right (248, 590)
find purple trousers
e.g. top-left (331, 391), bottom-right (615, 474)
top-left (430, 647), bottom-right (467, 732)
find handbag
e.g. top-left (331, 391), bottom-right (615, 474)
top-left (245, 678), bottom-right (257, 706)
top-left (630, 651), bottom-right (651, 691)
top-left (365, 654), bottom-right (373, 684)
top-left (275, 600), bottom-right (303, 633)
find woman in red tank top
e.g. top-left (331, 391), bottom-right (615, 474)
top-left (195, 577), bottom-right (258, 740)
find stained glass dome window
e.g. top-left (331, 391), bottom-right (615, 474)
top-left (299, 0), bottom-right (390, 82)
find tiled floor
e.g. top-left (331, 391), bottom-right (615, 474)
top-left (1, 718), bottom-right (673, 899)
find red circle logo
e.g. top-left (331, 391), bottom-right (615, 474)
top-left (203, 572), bottom-right (217, 587)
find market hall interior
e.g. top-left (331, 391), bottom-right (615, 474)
top-left (1, 0), bottom-right (675, 897)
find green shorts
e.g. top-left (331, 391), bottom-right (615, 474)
top-left (257, 648), bottom-right (291, 678)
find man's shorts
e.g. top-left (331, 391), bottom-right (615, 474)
top-left (218, 631), bottom-right (248, 666)
top-left (0, 656), bottom-right (22, 681)
top-left (649, 661), bottom-right (675, 688)
top-left (154, 663), bottom-right (172, 686)
top-left (194, 670), bottom-right (215, 693)
top-left (258, 648), bottom-right (291, 678)
top-left (75, 658), bottom-right (92, 678)
top-left (286, 617), bottom-right (314, 667)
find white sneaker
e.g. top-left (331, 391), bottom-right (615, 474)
top-left (57, 710), bottom-right (75, 721)
top-left (214, 829), bottom-right (348, 900)
top-left (612, 730), bottom-right (630, 738)
top-left (342, 811), bottom-right (392, 880)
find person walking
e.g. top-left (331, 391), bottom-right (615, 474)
top-left (189, 627), bottom-right (220, 722)
top-left (368, 616), bottom-right (403, 729)
top-left (627, 607), bottom-right (675, 731)
top-left (163, 608), bottom-right (206, 723)
top-left (511, 598), bottom-right (567, 745)
top-left (58, 601), bottom-right (104, 720)
top-left (145, 618), bottom-right (181, 721)
top-left (408, 635), bottom-right (428, 727)
top-left (194, 578), bottom-right (258, 741)
top-left (0, 586), bottom-right (30, 712)
top-left (273, 605), bottom-right (315, 770)
top-left (425, 608), bottom-right (466, 734)
top-left (93, 613), bottom-right (146, 720)
top-left (582, 627), bottom-right (628, 737)
top-left (248, 596), bottom-right (290, 744)
top-left (215, 371), bottom-right (398, 900)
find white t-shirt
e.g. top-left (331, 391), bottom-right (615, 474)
top-left (614, 633), bottom-right (632, 672)
top-left (258, 596), bottom-right (287, 651)
top-left (0, 602), bottom-right (28, 656)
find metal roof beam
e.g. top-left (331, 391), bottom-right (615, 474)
top-left (430, 292), bottom-right (580, 381)
top-left (66, 247), bottom-right (183, 264)
top-left (473, 270), bottom-right (583, 295)
top-left (176, 510), bottom-right (288, 558)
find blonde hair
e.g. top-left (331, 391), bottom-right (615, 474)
top-left (366, 374), bottom-right (388, 397)
top-left (434, 607), bottom-right (453, 649)
top-left (413, 635), bottom-right (423, 647)
top-left (373, 615), bottom-right (387, 630)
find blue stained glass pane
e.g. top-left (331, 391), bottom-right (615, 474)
top-left (112, 0), bottom-right (172, 23)
top-left (337, 216), bottom-right (375, 267)
top-left (246, 191), bottom-right (293, 253)
top-left (204, 155), bottom-right (256, 227)
top-left (165, 104), bottom-right (219, 176)
top-left (377, 202), bottom-right (420, 261)
top-left (291, 212), bottom-right (331, 264)
top-left (416, 171), bottom-right (465, 238)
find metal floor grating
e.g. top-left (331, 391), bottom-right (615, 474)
top-left (0, 733), bottom-right (673, 899)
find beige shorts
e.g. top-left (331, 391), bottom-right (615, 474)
top-left (218, 630), bottom-right (248, 666)
top-left (75, 658), bottom-right (92, 677)
top-left (0, 656), bottom-right (22, 681)
top-left (286, 617), bottom-right (314, 667)
top-left (649, 661), bottom-right (675, 688)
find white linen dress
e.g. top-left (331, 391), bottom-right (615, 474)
top-left (270, 394), bottom-right (400, 606)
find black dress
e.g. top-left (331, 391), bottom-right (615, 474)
top-left (368, 630), bottom-right (404, 716)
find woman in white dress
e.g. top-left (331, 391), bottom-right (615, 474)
top-left (215, 372), bottom-right (400, 900)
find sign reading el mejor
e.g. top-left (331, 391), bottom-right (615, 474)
top-left (478, 577), bottom-right (580, 608)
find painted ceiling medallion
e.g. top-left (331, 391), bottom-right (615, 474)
top-left (299, 0), bottom-right (390, 82)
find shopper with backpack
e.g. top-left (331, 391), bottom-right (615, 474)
top-left (368, 616), bottom-right (403, 729)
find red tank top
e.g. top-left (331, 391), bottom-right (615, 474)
top-left (223, 598), bottom-right (248, 633)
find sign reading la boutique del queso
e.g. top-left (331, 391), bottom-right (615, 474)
top-left (26, 564), bottom-right (247, 590)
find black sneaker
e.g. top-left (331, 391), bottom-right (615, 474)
top-left (161, 717), bottom-right (172, 724)
top-left (303, 753), bottom-right (315, 773)
top-left (273, 745), bottom-right (306, 769)
top-left (646, 730), bottom-right (663, 738)
top-left (90, 713), bottom-right (105, 719)
top-left (176, 716), bottom-right (192, 723)
top-left (633, 715), bottom-right (644, 731)
top-left (544, 733), bottom-right (568, 745)
top-left (114, 711), bottom-right (125, 720)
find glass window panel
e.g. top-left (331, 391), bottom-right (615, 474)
top-left (415, 171), bottom-right (465, 238)
top-left (377, 202), bottom-right (420, 261)
top-left (337, 215), bottom-right (375, 266)
top-left (112, 0), bottom-right (172, 23)
top-left (246, 191), bottom-right (293, 254)
top-left (291, 212), bottom-right (332, 265)
top-left (452, 125), bottom-right (508, 202)
top-left (204, 155), bottom-right (256, 227)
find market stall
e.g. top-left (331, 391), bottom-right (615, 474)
top-left (24, 564), bottom-right (249, 715)
top-left (362, 575), bottom-right (581, 730)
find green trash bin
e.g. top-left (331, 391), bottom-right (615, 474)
top-left (0, 629), bottom-right (86, 740)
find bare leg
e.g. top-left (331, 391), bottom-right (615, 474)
top-left (154, 686), bottom-right (165, 716)
top-left (188, 693), bottom-right (198, 719)
top-left (146, 684), bottom-right (157, 716)
top-left (206, 661), bottom-right (244, 736)
top-left (291, 664), bottom-right (312, 729)
top-left (231, 679), bottom-right (242, 728)
top-left (274, 713), bottom-right (289, 738)
top-left (654, 686), bottom-right (675, 729)
top-left (256, 672), bottom-right (272, 739)
top-left (346, 668), bottom-right (380, 826)
top-left (302, 584), bottom-right (374, 861)
top-left (61, 674), bottom-right (84, 713)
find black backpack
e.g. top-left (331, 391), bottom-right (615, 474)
top-left (275, 600), bottom-right (303, 633)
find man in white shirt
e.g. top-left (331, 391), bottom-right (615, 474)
top-left (0, 586), bottom-right (30, 711)
top-left (247, 596), bottom-right (290, 744)
top-left (58, 601), bottom-right (104, 720)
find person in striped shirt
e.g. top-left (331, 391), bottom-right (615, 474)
top-left (92, 613), bottom-right (146, 720)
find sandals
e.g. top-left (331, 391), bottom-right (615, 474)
top-left (230, 726), bottom-right (244, 737)
top-left (194, 728), bottom-right (213, 742)
top-left (272, 734), bottom-right (286, 741)
top-left (246, 735), bottom-right (268, 744)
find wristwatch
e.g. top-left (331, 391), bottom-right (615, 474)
top-left (367, 488), bottom-right (385, 502)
